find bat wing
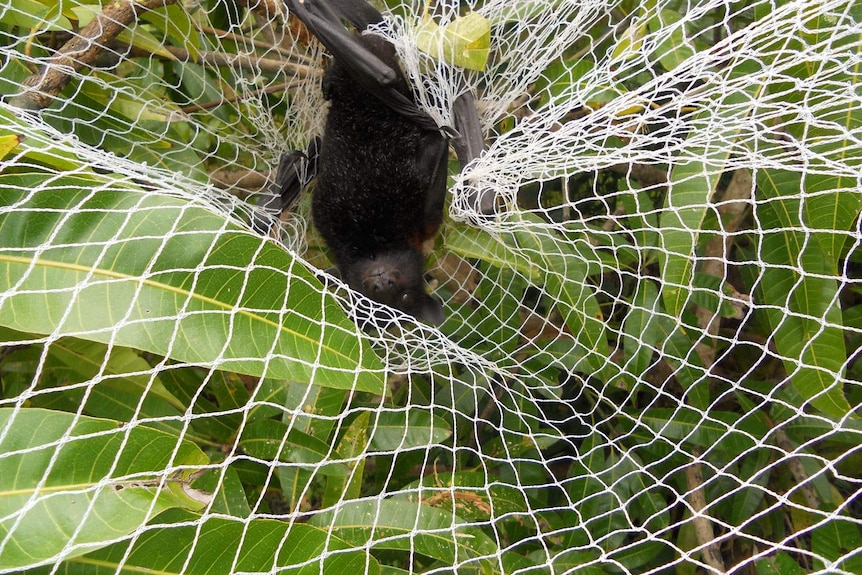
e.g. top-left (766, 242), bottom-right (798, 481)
top-left (285, 0), bottom-right (440, 132)
top-left (452, 91), bottom-right (496, 214)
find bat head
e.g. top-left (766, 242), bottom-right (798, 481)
top-left (344, 249), bottom-right (444, 325)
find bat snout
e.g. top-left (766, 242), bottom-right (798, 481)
top-left (364, 266), bottom-right (400, 293)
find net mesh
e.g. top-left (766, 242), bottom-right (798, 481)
top-left (1, 0), bottom-right (860, 573)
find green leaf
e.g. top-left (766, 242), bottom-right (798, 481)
top-left (238, 419), bottom-right (350, 478)
top-left (621, 280), bottom-right (660, 385)
top-left (534, 59), bottom-right (596, 104)
top-left (38, 509), bottom-right (379, 574)
top-left (609, 540), bottom-right (674, 572)
top-left (609, 20), bottom-right (648, 65)
top-left (509, 213), bottom-right (610, 375)
top-left (2, 335), bottom-right (192, 436)
top-left (269, 381), bottom-right (350, 511)
top-left (0, 108), bottom-right (91, 173)
top-left (445, 224), bottom-right (542, 283)
top-left (786, 33), bottom-right (862, 267)
top-left (659, 58), bottom-right (760, 316)
top-left (194, 466), bottom-right (252, 517)
top-left (0, 174), bottom-right (386, 394)
top-left (647, 10), bottom-right (695, 71)
top-left (725, 448), bottom-right (771, 527)
top-left (447, 264), bottom-right (523, 357)
top-left (690, 272), bottom-right (742, 318)
top-left (283, 381), bottom-right (347, 445)
top-left (397, 471), bottom-right (530, 521)
top-left (157, 367), bottom-right (241, 443)
top-left (755, 168), bottom-right (852, 419)
top-left (45, 89), bottom-right (209, 183)
top-left (754, 551), bottom-right (806, 575)
top-left (544, 551), bottom-right (605, 575)
top-left (811, 518), bottom-right (862, 573)
top-left (368, 410), bottom-right (452, 451)
top-left (803, 173), bottom-right (862, 268)
top-left (80, 80), bottom-right (183, 124)
top-left (141, 3), bottom-right (200, 63)
top-left (322, 410), bottom-right (369, 507)
top-left (743, 9), bottom-right (856, 419)
top-left (69, 5), bottom-right (177, 60)
top-left (2, 0), bottom-right (71, 31)
top-left (0, 408), bottom-right (208, 569)
top-left (309, 499), bottom-right (500, 568)
top-left (637, 408), bottom-right (752, 454)
top-left (624, 281), bottom-right (707, 407)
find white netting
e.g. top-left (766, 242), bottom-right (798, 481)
top-left (0, 0), bottom-right (860, 573)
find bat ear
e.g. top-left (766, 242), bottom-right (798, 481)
top-left (420, 295), bottom-right (445, 325)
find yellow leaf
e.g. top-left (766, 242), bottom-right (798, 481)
top-left (416, 12), bottom-right (491, 71)
top-left (0, 133), bottom-right (23, 160)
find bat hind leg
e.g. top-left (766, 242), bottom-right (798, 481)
top-left (253, 136), bottom-right (320, 234)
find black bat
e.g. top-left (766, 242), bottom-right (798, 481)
top-left (278, 0), bottom-right (491, 325)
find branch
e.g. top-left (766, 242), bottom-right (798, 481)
top-left (10, 0), bottom-right (176, 110)
top-left (138, 44), bottom-right (317, 77)
top-left (685, 451), bottom-right (727, 573)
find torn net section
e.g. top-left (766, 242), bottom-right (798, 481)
top-left (0, 0), bottom-right (859, 573)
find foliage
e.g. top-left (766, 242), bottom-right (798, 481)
top-left (0, 0), bottom-right (860, 573)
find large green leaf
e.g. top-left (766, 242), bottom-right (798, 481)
top-left (658, 59), bottom-right (761, 317)
top-left (811, 516), bottom-right (862, 573)
top-left (368, 409), bottom-right (452, 451)
top-left (736, 8), bottom-right (858, 419)
top-left (755, 167), bottom-right (852, 419)
top-left (0, 174), bottom-right (385, 394)
top-left (140, 3), bottom-right (201, 62)
top-left (620, 280), bottom-right (661, 388)
top-left (1, 0), bottom-right (71, 31)
top-left (647, 9), bottom-right (696, 71)
top-left (322, 410), bottom-right (369, 508)
top-left (786, 13), bottom-right (862, 266)
top-left (278, 382), bottom-right (349, 510)
top-left (238, 419), bottom-right (350, 478)
top-left (0, 108), bottom-right (90, 173)
top-left (309, 499), bottom-right (501, 569)
top-left (396, 470), bottom-right (530, 521)
top-left (445, 224), bottom-right (542, 283)
top-left (26, 509), bottom-right (379, 574)
top-left (0, 408), bottom-right (208, 569)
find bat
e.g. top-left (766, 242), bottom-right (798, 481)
top-left (280, 0), bottom-right (491, 324)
